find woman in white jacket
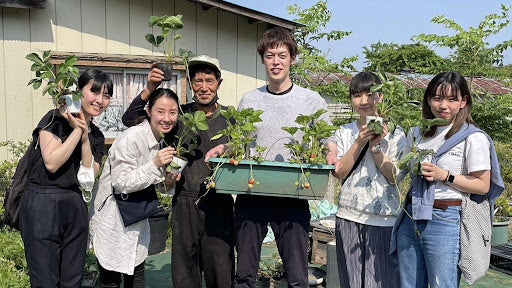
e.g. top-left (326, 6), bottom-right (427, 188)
top-left (89, 88), bottom-right (180, 288)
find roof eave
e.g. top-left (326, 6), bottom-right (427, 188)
top-left (186, 0), bottom-right (303, 31)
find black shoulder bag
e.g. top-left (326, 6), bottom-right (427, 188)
top-left (342, 142), bottom-right (369, 185)
top-left (109, 160), bottom-right (161, 227)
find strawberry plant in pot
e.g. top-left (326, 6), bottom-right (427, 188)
top-left (281, 108), bottom-right (337, 191)
top-left (282, 109), bottom-right (337, 165)
top-left (26, 50), bottom-right (81, 113)
top-left (211, 106), bottom-right (266, 163)
top-left (397, 117), bottom-right (448, 174)
top-left (145, 14), bottom-right (184, 81)
top-left (207, 108), bottom-right (335, 200)
top-left (367, 72), bottom-right (428, 137)
top-left (161, 110), bottom-right (209, 173)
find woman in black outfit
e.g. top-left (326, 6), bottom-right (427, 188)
top-left (20, 69), bottom-right (113, 288)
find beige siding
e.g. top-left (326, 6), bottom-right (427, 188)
top-left (129, 0), bottom-right (153, 55)
top-left (55, 0), bottom-right (81, 52)
top-left (0, 9), bottom-right (5, 159)
top-left (196, 5), bottom-right (217, 57)
top-left (0, 0), bottom-right (275, 160)
top-left (256, 23), bottom-right (268, 87)
top-left (175, 0), bottom-right (197, 55)
top-left (236, 17), bottom-right (258, 104)
top-left (106, 0), bottom-right (130, 53)
top-left (217, 11), bottom-right (238, 107)
top-left (82, 0), bottom-right (107, 53)
top-left (3, 8), bottom-right (33, 156)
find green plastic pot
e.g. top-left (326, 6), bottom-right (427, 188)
top-left (491, 220), bottom-right (510, 246)
top-left (208, 158), bottom-right (334, 200)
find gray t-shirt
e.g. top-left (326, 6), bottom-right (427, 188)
top-left (238, 85), bottom-right (329, 161)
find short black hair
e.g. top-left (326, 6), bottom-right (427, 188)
top-left (349, 72), bottom-right (381, 97)
top-left (77, 69), bottom-right (113, 97)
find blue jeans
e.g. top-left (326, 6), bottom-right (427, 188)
top-left (396, 204), bottom-right (461, 288)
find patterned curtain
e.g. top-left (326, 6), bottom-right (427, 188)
top-left (94, 71), bottom-right (178, 136)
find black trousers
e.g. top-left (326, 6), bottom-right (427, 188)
top-left (234, 195), bottom-right (310, 288)
top-left (20, 183), bottom-right (89, 288)
top-left (171, 191), bottom-right (235, 288)
top-left (97, 260), bottom-right (145, 288)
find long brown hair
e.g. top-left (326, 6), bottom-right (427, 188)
top-left (422, 72), bottom-right (476, 138)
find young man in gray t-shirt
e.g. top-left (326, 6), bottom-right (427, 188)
top-left (206, 27), bottom-right (329, 288)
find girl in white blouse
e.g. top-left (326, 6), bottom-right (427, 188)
top-left (89, 88), bottom-right (180, 288)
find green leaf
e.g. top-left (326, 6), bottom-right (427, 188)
top-left (397, 152), bottom-right (414, 168)
top-left (211, 134), bottom-right (223, 141)
top-left (367, 120), bottom-right (383, 135)
top-left (25, 52), bottom-right (43, 64)
top-left (31, 79), bottom-right (42, 90)
top-left (241, 122), bottom-right (255, 131)
top-left (72, 91), bottom-right (82, 100)
top-left (155, 35), bottom-right (164, 46)
top-left (282, 126), bottom-right (299, 135)
top-left (196, 122), bottom-right (208, 131)
top-left (145, 34), bottom-right (157, 45)
top-left (42, 50), bottom-right (51, 60)
top-left (148, 16), bottom-right (161, 27)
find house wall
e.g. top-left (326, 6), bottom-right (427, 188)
top-left (0, 0), bottom-right (269, 160)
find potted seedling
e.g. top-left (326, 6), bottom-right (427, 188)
top-left (367, 72), bottom-right (415, 135)
top-left (281, 109), bottom-right (337, 191)
top-left (207, 108), bottom-right (335, 200)
top-left (145, 14), bottom-right (184, 81)
top-left (161, 110), bottom-right (209, 173)
top-left (26, 50), bottom-right (81, 113)
top-left (397, 117), bottom-right (448, 174)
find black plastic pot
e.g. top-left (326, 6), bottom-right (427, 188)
top-left (148, 207), bottom-right (171, 255)
top-left (155, 62), bottom-right (174, 81)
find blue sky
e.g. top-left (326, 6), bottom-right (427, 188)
top-left (226, 0), bottom-right (512, 71)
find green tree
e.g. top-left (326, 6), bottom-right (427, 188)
top-left (287, 1), bottom-right (355, 101)
top-left (363, 42), bottom-right (447, 74)
top-left (412, 4), bottom-right (512, 79)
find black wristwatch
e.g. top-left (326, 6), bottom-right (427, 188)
top-left (444, 171), bottom-right (455, 184)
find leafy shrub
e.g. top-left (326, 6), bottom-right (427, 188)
top-left (0, 227), bottom-right (29, 287)
top-left (495, 141), bottom-right (512, 199)
top-left (471, 94), bottom-right (512, 142)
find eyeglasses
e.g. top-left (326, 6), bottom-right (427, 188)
top-left (192, 78), bottom-right (218, 88)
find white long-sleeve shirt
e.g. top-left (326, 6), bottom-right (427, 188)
top-left (89, 120), bottom-right (166, 275)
